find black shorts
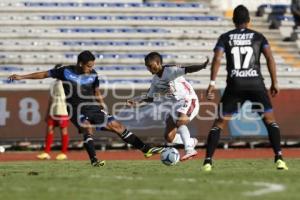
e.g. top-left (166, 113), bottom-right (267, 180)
top-left (69, 105), bottom-right (115, 133)
top-left (219, 87), bottom-right (273, 116)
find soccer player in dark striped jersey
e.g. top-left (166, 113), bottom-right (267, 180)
top-left (9, 50), bottom-right (164, 166)
top-left (202, 5), bottom-right (288, 171)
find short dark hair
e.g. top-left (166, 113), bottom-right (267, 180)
top-left (77, 50), bottom-right (95, 65)
top-left (144, 52), bottom-right (163, 65)
top-left (233, 5), bottom-right (250, 25)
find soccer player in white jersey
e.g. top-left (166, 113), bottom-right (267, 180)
top-left (128, 52), bottom-right (209, 161)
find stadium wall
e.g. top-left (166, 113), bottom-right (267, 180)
top-left (0, 89), bottom-right (299, 144)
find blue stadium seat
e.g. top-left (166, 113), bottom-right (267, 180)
top-left (276, 15), bottom-right (294, 21)
top-left (0, 78), bottom-right (26, 84)
top-left (257, 3), bottom-right (290, 16)
top-left (64, 53), bottom-right (173, 59)
top-left (0, 66), bottom-right (23, 71)
top-left (16, 40), bottom-right (169, 47)
top-left (97, 79), bottom-right (201, 85)
top-left (41, 15), bottom-right (221, 21)
top-left (259, 4), bottom-right (290, 10)
top-left (99, 79), bottom-right (151, 84)
top-left (95, 66), bottom-right (144, 71)
top-left (58, 28), bottom-right (169, 34)
top-left (23, 2), bottom-right (204, 8)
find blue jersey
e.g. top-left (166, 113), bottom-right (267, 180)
top-left (48, 65), bottom-right (99, 108)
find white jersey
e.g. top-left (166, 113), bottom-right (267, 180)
top-left (49, 80), bottom-right (68, 116)
top-left (147, 65), bottom-right (198, 101)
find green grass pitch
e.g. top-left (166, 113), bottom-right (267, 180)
top-left (0, 159), bottom-right (299, 200)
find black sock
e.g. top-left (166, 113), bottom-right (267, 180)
top-left (120, 129), bottom-right (150, 153)
top-left (275, 155), bottom-right (283, 162)
top-left (265, 122), bottom-right (283, 162)
top-left (83, 134), bottom-right (97, 163)
top-left (204, 127), bottom-right (221, 165)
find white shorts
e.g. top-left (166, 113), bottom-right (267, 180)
top-left (176, 98), bottom-right (200, 121)
top-left (116, 96), bottom-right (199, 129)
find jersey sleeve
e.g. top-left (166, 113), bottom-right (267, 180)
top-left (93, 74), bottom-right (100, 89)
top-left (214, 34), bottom-right (225, 52)
top-left (260, 34), bottom-right (269, 50)
top-left (48, 67), bottom-right (65, 80)
top-left (165, 66), bottom-right (185, 80)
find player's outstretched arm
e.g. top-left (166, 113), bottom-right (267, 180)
top-left (127, 97), bottom-right (153, 107)
top-left (95, 88), bottom-right (106, 109)
top-left (262, 46), bottom-right (279, 97)
top-left (183, 56), bottom-right (209, 74)
top-left (8, 71), bottom-right (49, 81)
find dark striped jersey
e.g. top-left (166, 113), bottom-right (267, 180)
top-left (214, 28), bottom-right (269, 90)
top-left (48, 65), bottom-right (99, 108)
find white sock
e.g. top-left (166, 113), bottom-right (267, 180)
top-left (177, 125), bottom-right (194, 151)
top-left (171, 133), bottom-right (184, 144)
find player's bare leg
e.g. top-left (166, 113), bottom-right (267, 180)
top-left (164, 116), bottom-right (177, 143)
top-left (105, 120), bottom-right (164, 158)
top-left (164, 115), bottom-right (198, 161)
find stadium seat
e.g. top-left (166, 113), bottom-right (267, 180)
top-left (256, 4), bottom-right (290, 17)
top-left (0, 0), bottom-right (299, 89)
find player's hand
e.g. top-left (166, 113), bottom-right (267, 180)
top-left (206, 85), bottom-right (215, 100)
top-left (270, 83), bottom-right (279, 97)
top-left (8, 74), bottom-right (22, 81)
top-left (99, 104), bottom-right (110, 114)
top-left (203, 56), bottom-right (210, 68)
top-left (99, 104), bottom-right (105, 110)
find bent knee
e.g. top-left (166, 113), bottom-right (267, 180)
top-left (164, 135), bottom-right (174, 143)
top-left (264, 120), bottom-right (276, 125)
top-left (106, 120), bottom-right (125, 134)
top-left (263, 117), bottom-right (277, 125)
top-left (175, 120), bottom-right (189, 127)
top-left (213, 118), bottom-right (227, 129)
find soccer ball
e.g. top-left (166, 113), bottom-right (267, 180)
top-left (160, 147), bottom-right (180, 166)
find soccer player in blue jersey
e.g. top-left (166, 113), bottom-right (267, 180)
top-left (9, 50), bottom-right (164, 166)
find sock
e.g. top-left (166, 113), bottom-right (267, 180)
top-left (120, 129), bottom-right (150, 153)
top-left (44, 133), bottom-right (54, 153)
top-left (61, 134), bottom-right (69, 154)
top-left (204, 126), bottom-right (221, 165)
top-left (172, 133), bottom-right (184, 144)
top-left (177, 125), bottom-right (193, 151)
top-left (265, 122), bottom-right (283, 162)
top-left (172, 133), bottom-right (195, 148)
top-left (83, 134), bottom-right (97, 163)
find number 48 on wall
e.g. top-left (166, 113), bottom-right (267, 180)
top-left (0, 97), bottom-right (41, 126)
